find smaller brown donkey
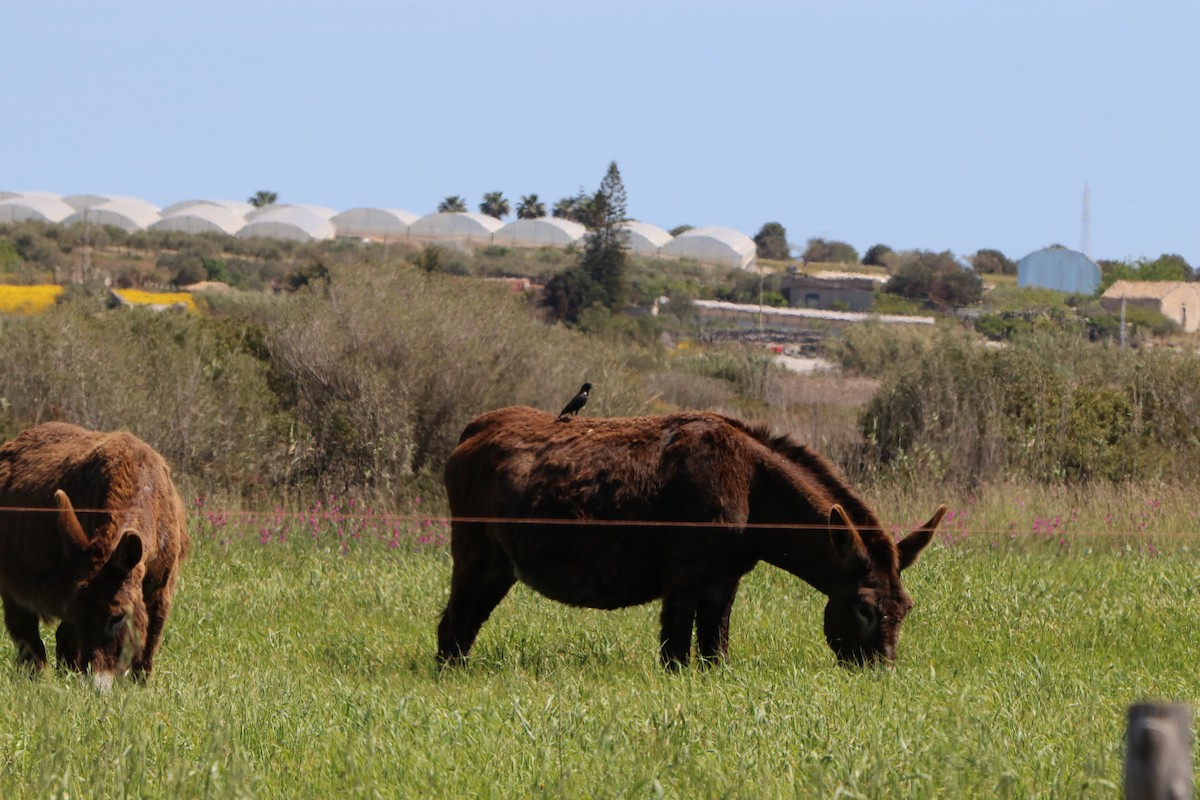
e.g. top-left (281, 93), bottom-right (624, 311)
top-left (0, 422), bottom-right (189, 690)
top-left (440, 407), bottom-right (945, 669)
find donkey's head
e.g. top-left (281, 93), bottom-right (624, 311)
top-left (55, 490), bottom-right (148, 691)
top-left (821, 504), bottom-right (946, 665)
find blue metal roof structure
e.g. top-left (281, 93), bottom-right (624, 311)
top-left (1017, 247), bottom-right (1100, 294)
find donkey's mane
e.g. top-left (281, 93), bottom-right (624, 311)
top-left (721, 416), bottom-right (895, 554)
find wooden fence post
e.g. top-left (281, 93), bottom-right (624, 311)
top-left (1125, 702), bottom-right (1192, 800)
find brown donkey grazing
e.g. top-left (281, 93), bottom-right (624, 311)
top-left (0, 422), bottom-right (189, 691)
top-left (439, 406), bottom-right (945, 669)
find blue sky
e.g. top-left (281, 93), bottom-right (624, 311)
top-left (5, 1), bottom-right (1197, 265)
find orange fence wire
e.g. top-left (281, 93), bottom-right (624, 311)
top-left (1, 504), bottom-right (1193, 540)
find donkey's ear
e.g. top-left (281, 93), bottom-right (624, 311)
top-left (109, 530), bottom-right (144, 576)
top-left (55, 489), bottom-right (91, 555)
top-left (898, 504), bottom-right (946, 571)
top-left (828, 504), bottom-right (869, 573)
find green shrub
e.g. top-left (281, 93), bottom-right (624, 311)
top-left (671, 345), bottom-right (781, 407)
top-left (822, 321), bottom-right (944, 377)
top-left (862, 243), bottom-right (892, 267)
top-left (858, 329), bottom-right (1200, 487)
top-left (884, 251), bottom-right (983, 308)
top-left (971, 248), bottom-right (1016, 275)
top-left (214, 260), bottom-right (645, 499)
top-left (0, 257), bottom-right (651, 505)
top-left (0, 302), bottom-right (285, 500)
top-left (869, 292), bottom-right (929, 317)
top-left (0, 239), bottom-right (20, 273)
top-left (982, 285), bottom-right (1073, 313)
top-left (714, 269), bottom-right (786, 306)
top-left (752, 222), bottom-right (790, 260)
top-left (803, 237), bottom-right (858, 265)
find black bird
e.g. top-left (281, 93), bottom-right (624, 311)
top-left (557, 383), bottom-right (592, 421)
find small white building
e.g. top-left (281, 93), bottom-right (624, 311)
top-left (1100, 281), bottom-right (1200, 332)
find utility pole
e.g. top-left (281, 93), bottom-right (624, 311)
top-left (1120, 296), bottom-right (1127, 350)
top-left (82, 207), bottom-right (91, 282)
top-left (1080, 182), bottom-right (1092, 259)
top-left (757, 261), bottom-right (764, 333)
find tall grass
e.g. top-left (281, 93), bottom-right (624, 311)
top-left (0, 483), bottom-right (1194, 798)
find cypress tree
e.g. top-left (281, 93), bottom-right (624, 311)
top-left (580, 161), bottom-right (630, 311)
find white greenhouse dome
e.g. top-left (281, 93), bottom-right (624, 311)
top-left (160, 199), bottom-right (254, 219)
top-left (0, 190), bottom-right (65, 203)
top-left (62, 194), bottom-right (159, 216)
top-left (150, 204), bottom-right (246, 236)
top-left (331, 208), bottom-right (417, 240)
top-left (245, 203), bottom-right (337, 222)
top-left (407, 212), bottom-right (504, 244)
top-left (62, 199), bottom-right (161, 233)
top-left (493, 217), bottom-right (586, 248)
top-left (236, 206), bottom-right (335, 241)
top-left (622, 220), bottom-right (674, 256)
top-left (660, 225), bottom-right (757, 269)
top-left (0, 196), bottom-right (76, 224)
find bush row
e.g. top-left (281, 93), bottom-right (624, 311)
top-left (0, 258), bottom-right (646, 506)
top-left (845, 326), bottom-right (1200, 486)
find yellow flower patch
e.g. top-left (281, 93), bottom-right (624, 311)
top-left (0, 284), bottom-right (64, 315)
top-left (113, 289), bottom-right (197, 312)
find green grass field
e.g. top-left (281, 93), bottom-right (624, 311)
top-left (1, 490), bottom-right (1197, 798)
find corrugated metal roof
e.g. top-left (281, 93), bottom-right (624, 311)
top-left (1016, 247), bottom-right (1100, 294)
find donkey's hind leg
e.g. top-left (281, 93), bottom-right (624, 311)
top-left (437, 525), bottom-right (515, 666)
top-left (658, 586), bottom-right (700, 670)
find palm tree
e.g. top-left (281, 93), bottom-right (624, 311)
top-left (515, 194), bottom-right (546, 220)
top-left (438, 195), bottom-right (467, 213)
top-left (553, 191), bottom-right (601, 226)
top-left (248, 190), bottom-right (278, 208)
top-left (479, 191), bottom-right (511, 220)
top-left (552, 197), bottom-right (577, 220)
top-left (569, 195), bottom-right (602, 229)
